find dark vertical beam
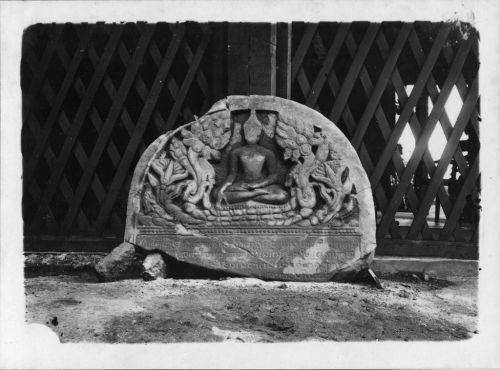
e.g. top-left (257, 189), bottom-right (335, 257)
top-left (270, 23), bottom-right (277, 95)
top-left (276, 23), bottom-right (292, 99)
top-left (227, 23), bottom-right (277, 95)
top-left (210, 22), bottom-right (227, 101)
top-left (227, 23), bottom-right (250, 95)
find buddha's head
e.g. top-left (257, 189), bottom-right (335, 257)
top-left (243, 110), bottom-right (263, 145)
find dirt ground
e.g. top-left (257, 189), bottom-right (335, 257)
top-left (25, 273), bottom-right (477, 343)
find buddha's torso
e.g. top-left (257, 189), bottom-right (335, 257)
top-left (238, 147), bottom-right (266, 182)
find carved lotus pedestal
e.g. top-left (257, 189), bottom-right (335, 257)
top-left (102, 96), bottom-right (376, 282)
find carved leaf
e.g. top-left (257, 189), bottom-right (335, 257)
top-left (162, 160), bottom-right (174, 185)
top-left (276, 120), bottom-right (296, 139)
top-left (169, 137), bottom-right (187, 161)
top-left (147, 173), bottom-right (160, 188)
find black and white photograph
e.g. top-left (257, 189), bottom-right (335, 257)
top-left (1, 0), bottom-right (499, 368)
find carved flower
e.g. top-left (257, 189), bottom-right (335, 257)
top-left (296, 134), bottom-right (308, 145)
top-left (199, 132), bottom-right (211, 144)
top-left (300, 143), bottom-right (312, 156)
top-left (192, 141), bottom-right (204, 153)
top-left (292, 148), bottom-right (301, 160)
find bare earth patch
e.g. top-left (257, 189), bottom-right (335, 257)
top-left (25, 273), bottom-right (477, 343)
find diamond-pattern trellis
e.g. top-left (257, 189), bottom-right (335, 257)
top-left (23, 21), bottom-right (479, 258)
top-left (22, 22), bottom-right (222, 239)
top-left (291, 22), bottom-right (479, 256)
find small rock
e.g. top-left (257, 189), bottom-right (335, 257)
top-left (141, 253), bottom-right (168, 281)
top-left (341, 302), bottom-right (349, 306)
top-left (202, 312), bottom-right (216, 321)
top-left (423, 273), bottom-right (429, 281)
top-left (94, 242), bottom-right (139, 282)
top-left (278, 283), bottom-right (288, 289)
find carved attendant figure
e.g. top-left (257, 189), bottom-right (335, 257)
top-left (216, 110), bottom-right (289, 206)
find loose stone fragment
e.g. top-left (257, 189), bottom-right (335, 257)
top-left (141, 253), bottom-right (168, 281)
top-left (94, 242), bottom-right (140, 282)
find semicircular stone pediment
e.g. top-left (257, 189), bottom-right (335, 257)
top-left (125, 95), bottom-right (376, 281)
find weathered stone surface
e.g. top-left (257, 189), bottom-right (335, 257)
top-left (94, 242), bottom-right (140, 281)
top-left (123, 95), bottom-right (376, 281)
top-left (141, 253), bottom-right (168, 280)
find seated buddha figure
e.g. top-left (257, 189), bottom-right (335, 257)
top-left (216, 110), bottom-right (289, 206)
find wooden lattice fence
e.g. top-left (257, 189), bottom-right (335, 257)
top-left (290, 22), bottom-right (479, 258)
top-left (22, 22), bottom-right (480, 258)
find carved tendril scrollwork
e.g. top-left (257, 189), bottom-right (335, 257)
top-left (275, 115), bottom-right (354, 225)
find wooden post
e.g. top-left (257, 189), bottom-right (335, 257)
top-left (227, 23), bottom-right (291, 96)
top-left (210, 22), bottom-right (228, 101)
top-left (276, 23), bottom-right (292, 99)
top-left (227, 23), bottom-right (250, 95)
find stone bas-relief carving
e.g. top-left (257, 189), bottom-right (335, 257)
top-left (121, 96), bottom-right (376, 281)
